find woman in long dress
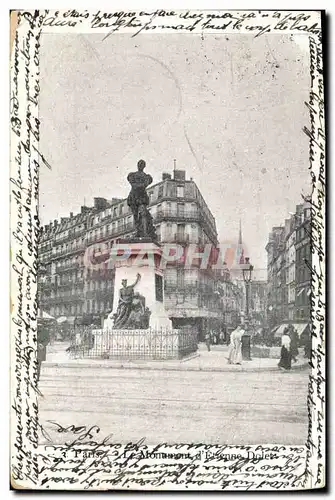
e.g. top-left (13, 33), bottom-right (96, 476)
top-left (228, 325), bottom-right (244, 365)
top-left (278, 329), bottom-right (292, 370)
top-left (288, 326), bottom-right (299, 362)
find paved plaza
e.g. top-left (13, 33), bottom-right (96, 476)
top-left (39, 348), bottom-right (309, 446)
top-left (44, 342), bottom-right (309, 372)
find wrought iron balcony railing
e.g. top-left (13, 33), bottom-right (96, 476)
top-left (154, 209), bottom-right (200, 223)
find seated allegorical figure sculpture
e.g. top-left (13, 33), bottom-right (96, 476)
top-left (112, 273), bottom-right (151, 329)
top-left (127, 292), bottom-right (151, 329)
top-left (127, 159), bottom-right (157, 240)
top-left (113, 274), bottom-right (141, 328)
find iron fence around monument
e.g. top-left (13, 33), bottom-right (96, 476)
top-left (66, 326), bottom-right (198, 360)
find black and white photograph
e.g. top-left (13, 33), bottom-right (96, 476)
top-left (10, 9), bottom-right (326, 491)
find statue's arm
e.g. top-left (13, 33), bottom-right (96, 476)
top-left (130, 273), bottom-right (141, 288)
top-left (146, 174), bottom-right (153, 186)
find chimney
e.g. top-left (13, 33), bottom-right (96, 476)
top-left (54, 220), bottom-right (58, 226)
top-left (173, 169), bottom-right (186, 181)
top-left (94, 197), bottom-right (108, 210)
top-left (162, 173), bottom-right (171, 180)
top-left (70, 212), bottom-right (73, 218)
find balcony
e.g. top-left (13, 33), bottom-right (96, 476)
top-left (86, 290), bottom-right (111, 300)
top-left (56, 262), bottom-right (81, 273)
top-left (162, 233), bottom-right (203, 245)
top-left (38, 280), bottom-right (57, 291)
top-left (86, 222), bottom-right (135, 245)
top-left (52, 244), bottom-right (87, 260)
top-left (54, 227), bottom-right (87, 245)
top-left (43, 295), bottom-right (85, 305)
top-left (154, 209), bottom-right (200, 223)
top-left (87, 268), bottom-right (114, 281)
top-left (165, 283), bottom-right (214, 295)
top-left (58, 278), bottom-right (85, 288)
top-left (39, 243), bottom-right (53, 253)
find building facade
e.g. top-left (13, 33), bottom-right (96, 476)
top-left (249, 280), bottom-right (268, 326)
top-left (265, 201), bottom-right (311, 331)
top-left (38, 169), bottom-right (224, 337)
top-left (295, 202), bottom-right (312, 322)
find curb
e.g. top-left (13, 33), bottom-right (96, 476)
top-left (43, 361), bottom-right (309, 373)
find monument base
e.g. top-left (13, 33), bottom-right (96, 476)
top-left (105, 241), bottom-right (172, 330)
top-left (90, 327), bottom-right (198, 360)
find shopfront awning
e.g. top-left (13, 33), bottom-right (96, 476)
top-left (167, 307), bottom-right (221, 319)
top-left (273, 324), bottom-right (289, 337)
top-left (38, 310), bottom-right (55, 320)
top-left (292, 323), bottom-right (309, 337)
top-left (274, 323), bottom-right (309, 338)
top-left (253, 327), bottom-right (263, 335)
top-left (56, 316), bottom-right (68, 324)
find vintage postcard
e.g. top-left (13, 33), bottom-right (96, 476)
top-left (10, 9), bottom-right (326, 491)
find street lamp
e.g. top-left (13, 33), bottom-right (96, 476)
top-left (241, 257), bottom-right (254, 360)
top-left (242, 257), bottom-right (254, 319)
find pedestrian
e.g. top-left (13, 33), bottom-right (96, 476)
top-left (301, 325), bottom-right (312, 359)
top-left (278, 328), bottom-right (292, 371)
top-left (227, 325), bottom-right (244, 365)
top-left (289, 325), bottom-right (299, 363)
top-left (37, 342), bottom-right (46, 383)
top-left (304, 337), bottom-right (312, 360)
top-left (219, 329), bottom-right (225, 345)
top-left (205, 331), bottom-right (211, 352)
top-left (36, 324), bottom-right (50, 385)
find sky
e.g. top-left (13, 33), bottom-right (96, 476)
top-left (39, 32), bottom-right (311, 273)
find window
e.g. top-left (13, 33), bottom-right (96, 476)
top-left (177, 203), bottom-right (185, 217)
top-left (113, 207), bottom-right (117, 218)
top-left (158, 185), bottom-right (164, 198)
top-left (177, 185), bottom-right (184, 198)
top-left (119, 204), bottom-right (123, 215)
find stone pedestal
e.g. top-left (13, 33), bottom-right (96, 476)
top-left (105, 241), bottom-right (172, 330)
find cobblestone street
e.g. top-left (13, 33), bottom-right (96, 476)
top-left (39, 360), bottom-right (309, 446)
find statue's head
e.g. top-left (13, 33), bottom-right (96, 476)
top-left (137, 159), bottom-right (146, 171)
top-left (121, 279), bottom-right (127, 287)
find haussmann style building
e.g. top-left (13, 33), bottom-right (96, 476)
top-left (38, 169), bottom-right (233, 339)
top-left (265, 200), bottom-right (311, 338)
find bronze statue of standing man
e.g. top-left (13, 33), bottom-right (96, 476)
top-left (127, 160), bottom-right (157, 240)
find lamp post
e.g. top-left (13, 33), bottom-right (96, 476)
top-left (241, 257), bottom-right (253, 360)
